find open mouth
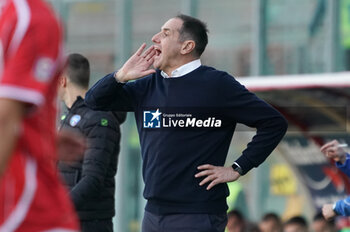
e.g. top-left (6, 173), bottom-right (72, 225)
top-left (154, 47), bottom-right (162, 58)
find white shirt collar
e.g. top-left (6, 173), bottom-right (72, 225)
top-left (161, 59), bottom-right (201, 78)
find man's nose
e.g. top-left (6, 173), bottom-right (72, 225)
top-left (152, 32), bottom-right (160, 43)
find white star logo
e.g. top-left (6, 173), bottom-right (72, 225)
top-left (150, 109), bottom-right (162, 121)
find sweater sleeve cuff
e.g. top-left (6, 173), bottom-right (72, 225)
top-left (109, 72), bottom-right (120, 84)
top-left (234, 155), bottom-right (255, 175)
top-left (113, 70), bottom-right (129, 84)
top-left (333, 201), bottom-right (340, 215)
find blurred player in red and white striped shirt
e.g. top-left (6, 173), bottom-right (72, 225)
top-left (0, 0), bottom-right (80, 231)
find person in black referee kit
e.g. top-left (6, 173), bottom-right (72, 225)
top-left (85, 14), bottom-right (288, 232)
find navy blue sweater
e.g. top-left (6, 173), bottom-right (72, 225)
top-left (85, 65), bottom-right (288, 214)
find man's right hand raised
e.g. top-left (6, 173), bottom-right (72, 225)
top-left (320, 139), bottom-right (347, 164)
top-left (115, 43), bottom-right (156, 83)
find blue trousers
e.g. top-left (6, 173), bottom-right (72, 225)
top-left (142, 211), bottom-right (227, 232)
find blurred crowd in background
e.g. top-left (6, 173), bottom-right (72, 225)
top-left (226, 209), bottom-right (340, 232)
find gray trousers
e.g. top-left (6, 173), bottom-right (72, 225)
top-left (142, 211), bottom-right (227, 232)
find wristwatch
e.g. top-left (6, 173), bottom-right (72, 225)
top-left (232, 162), bottom-right (243, 175)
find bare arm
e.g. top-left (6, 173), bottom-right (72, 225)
top-left (0, 99), bottom-right (25, 177)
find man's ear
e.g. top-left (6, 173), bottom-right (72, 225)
top-left (181, 40), bottom-right (195, 55)
top-left (59, 76), bottom-right (67, 87)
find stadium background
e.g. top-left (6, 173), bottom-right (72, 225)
top-left (46, 0), bottom-right (350, 231)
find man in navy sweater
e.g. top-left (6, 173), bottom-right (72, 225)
top-left (85, 14), bottom-right (288, 232)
